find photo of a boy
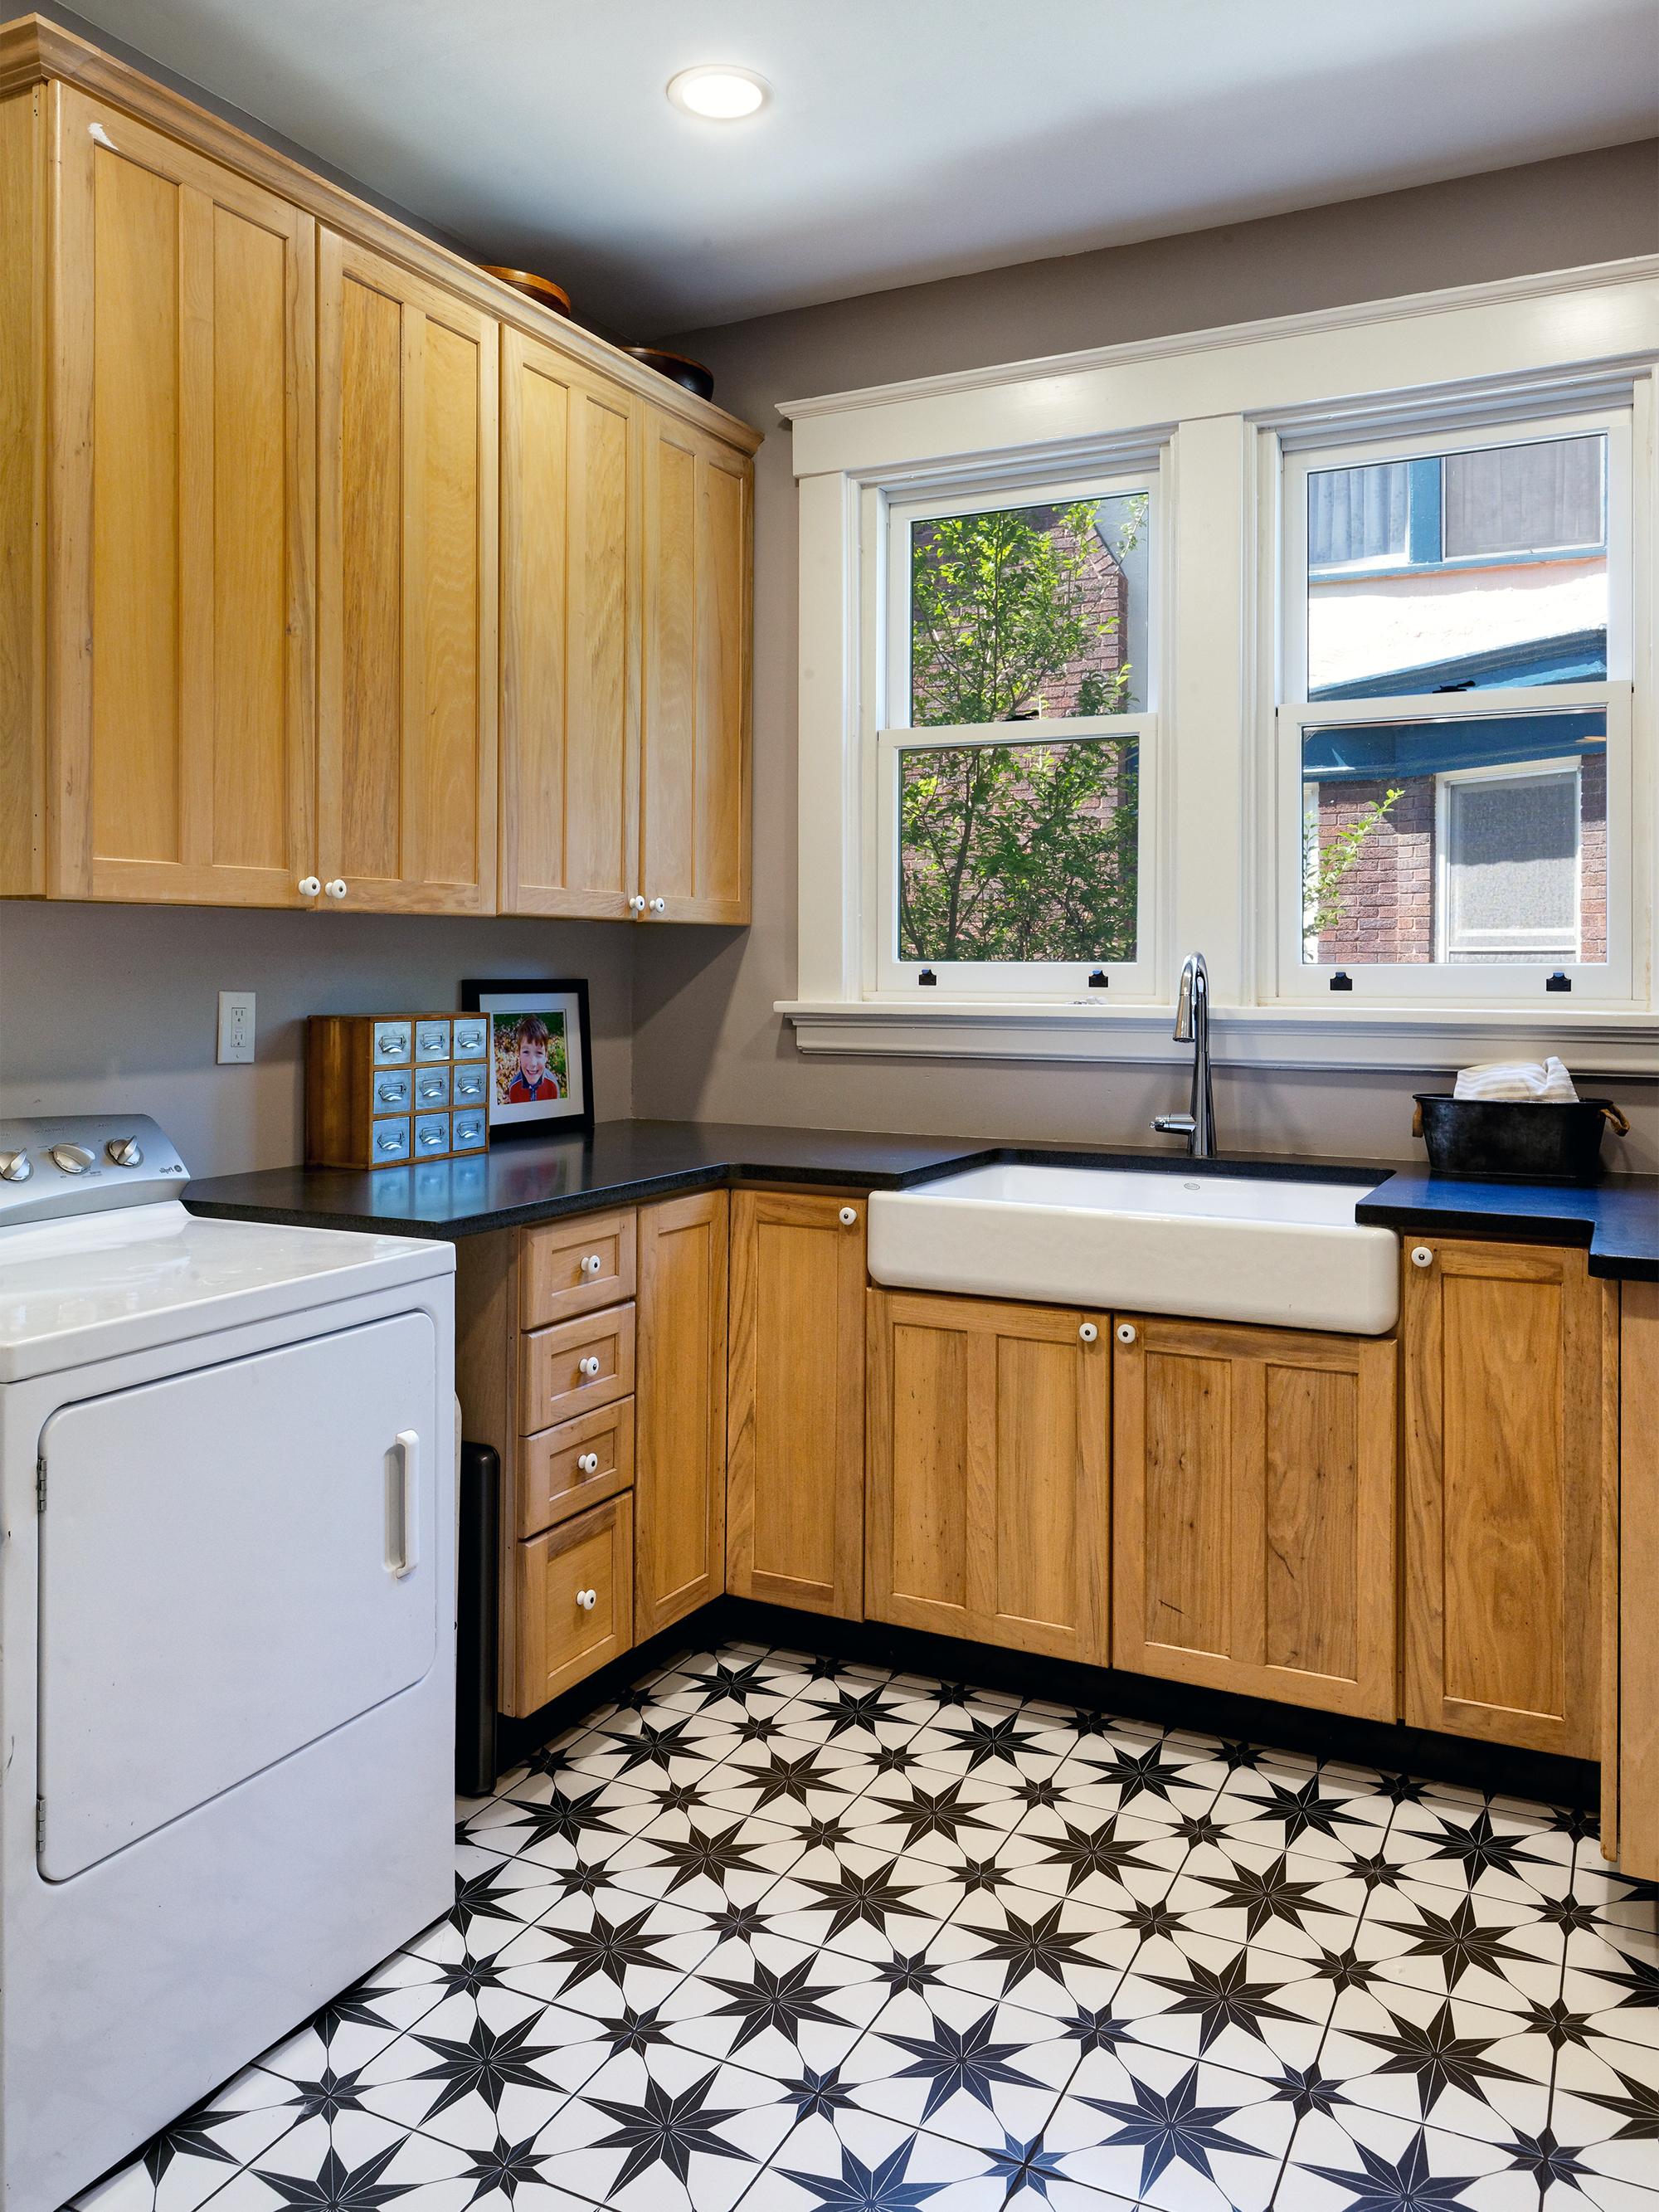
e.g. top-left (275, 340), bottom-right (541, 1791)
top-left (503, 1013), bottom-right (562, 1104)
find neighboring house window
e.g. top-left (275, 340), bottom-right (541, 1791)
top-left (1279, 412), bottom-right (1630, 1004)
top-left (872, 473), bottom-right (1158, 995)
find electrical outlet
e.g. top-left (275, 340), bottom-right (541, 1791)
top-left (216, 991), bottom-right (255, 1065)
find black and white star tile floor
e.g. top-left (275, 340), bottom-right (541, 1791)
top-left (74, 1644), bottom-right (1659, 2212)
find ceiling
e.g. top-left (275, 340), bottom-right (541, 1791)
top-left (55, 0), bottom-right (1659, 336)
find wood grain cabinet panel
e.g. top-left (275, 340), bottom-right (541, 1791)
top-left (515, 1493), bottom-right (633, 1709)
top-left (1616, 1282), bottom-right (1659, 1878)
top-left (318, 228), bottom-right (498, 913)
top-left (518, 1304), bottom-right (635, 1433)
top-left (499, 327), bottom-right (638, 916)
top-left (639, 408), bottom-right (752, 923)
top-left (1112, 1318), bottom-right (1398, 1719)
top-left (866, 1290), bottom-right (1108, 1664)
top-left (727, 1191), bottom-right (866, 1617)
top-left (519, 1399), bottom-right (635, 1541)
top-left (1404, 1238), bottom-right (1615, 1757)
top-left (41, 87), bottom-right (315, 904)
top-left (635, 1191), bottom-right (728, 1635)
top-left (520, 1208), bottom-right (637, 1329)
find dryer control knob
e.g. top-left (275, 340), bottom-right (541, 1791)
top-left (106, 1136), bottom-right (144, 1167)
top-left (0, 1148), bottom-right (32, 1182)
top-left (49, 1143), bottom-right (94, 1175)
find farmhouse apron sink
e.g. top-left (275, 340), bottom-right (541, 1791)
top-left (866, 1162), bottom-right (1399, 1334)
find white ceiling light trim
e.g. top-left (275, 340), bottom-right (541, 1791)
top-left (666, 65), bottom-right (771, 120)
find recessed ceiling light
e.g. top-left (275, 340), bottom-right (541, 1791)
top-left (666, 65), bottom-right (771, 121)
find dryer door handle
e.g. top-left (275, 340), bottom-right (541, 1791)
top-left (387, 1430), bottom-right (421, 1578)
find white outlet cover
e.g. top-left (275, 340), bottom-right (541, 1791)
top-left (216, 991), bottom-right (255, 1065)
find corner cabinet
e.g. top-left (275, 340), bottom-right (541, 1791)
top-left (22, 87), bottom-right (316, 904)
top-left (1403, 1236), bottom-right (1615, 1758)
top-left (1112, 1317), bottom-right (1398, 1720)
top-left (866, 1289), bottom-right (1110, 1664)
top-left (1, 20), bottom-right (759, 918)
top-left (727, 1191), bottom-right (867, 1617)
top-left (317, 231), bottom-right (498, 913)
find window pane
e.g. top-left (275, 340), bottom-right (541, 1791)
top-left (1300, 709), bottom-right (1605, 966)
top-left (898, 737), bottom-right (1138, 963)
top-left (1304, 431), bottom-right (1608, 699)
top-left (909, 490), bottom-right (1149, 724)
top-left (1307, 461), bottom-right (1409, 567)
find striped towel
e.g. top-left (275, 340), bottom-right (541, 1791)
top-left (1452, 1057), bottom-right (1579, 1102)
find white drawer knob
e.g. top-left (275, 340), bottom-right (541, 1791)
top-left (649, 895), bottom-right (666, 914)
top-left (1116, 1322), bottom-right (1136, 1344)
top-left (1410, 1245), bottom-right (1434, 1269)
top-left (839, 1206), bottom-right (858, 1225)
top-left (324, 878), bottom-right (348, 899)
top-left (298, 875), bottom-right (321, 897)
top-left (581, 1253), bottom-right (604, 1275)
top-left (577, 1451), bottom-right (600, 1474)
top-left (628, 894), bottom-right (646, 913)
top-left (1078, 1322), bottom-right (1099, 1343)
top-left (577, 1355), bottom-right (601, 1377)
top-left (576, 1587), bottom-right (597, 1611)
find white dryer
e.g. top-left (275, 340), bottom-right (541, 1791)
top-left (0, 1116), bottom-right (456, 2211)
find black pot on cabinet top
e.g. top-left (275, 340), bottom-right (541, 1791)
top-left (624, 346), bottom-right (715, 402)
top-left (1412, 1093), bottom-right (1629, 1185)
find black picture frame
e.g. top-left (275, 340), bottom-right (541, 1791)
top-left (460, 977), bottom-right (595, 1140)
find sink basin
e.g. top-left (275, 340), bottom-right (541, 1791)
top-left (867, 1162), bottom-right (1399, 1335)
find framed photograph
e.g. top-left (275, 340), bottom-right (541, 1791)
top-left (460, 978), bottom-right (594, 1139)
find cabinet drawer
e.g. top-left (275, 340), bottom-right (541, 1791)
top-left (516, 1493), bottom-right (634, 1708)
top-left (521, 1399), bottom-right (635, 1538)
top-left (521, 1210), bottom-right (637, 1328)
top-left (519, 1304), bottom-right (635, 1430)
top-left (413, 1065), bottom-right (451, 1110)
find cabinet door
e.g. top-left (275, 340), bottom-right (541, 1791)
top-left (727, 1191), bottom-right (865, 1617)
top-left (1404, 1238), bottom-right (1614, 1756)
top-left (1113, 1318), bottom-right (1398, 1720)
top-left (635, 1191), bottom-right (728, 1635)
top-left (499, 327), bottom-right (637, 915)
top-left (1617, 1282), bottom-right (1659, 1878)
top-left (48, 88), bottom-right (315, 904)
top-left (866, 1290), bottom-right (1108, 1664)
top-left (638, 408), bottom-right (751, 923)
top-left (318, 228), bottom-right (497, 912)
top-left (516, 1493), bottom-right (634, 1711)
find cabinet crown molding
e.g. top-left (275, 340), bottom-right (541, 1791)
top-left (0, 11), bottom-right (761, 456)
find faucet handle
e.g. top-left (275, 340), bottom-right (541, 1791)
top-left (1151, 1113), bottom-right (1197, 1137)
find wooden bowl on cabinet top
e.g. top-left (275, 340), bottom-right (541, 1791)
top-left (481, 264), bottom-right (572, 317)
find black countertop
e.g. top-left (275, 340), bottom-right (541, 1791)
top-left (182, 1118), bottom-right (1659, 1280)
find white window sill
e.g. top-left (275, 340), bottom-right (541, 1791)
top-left (776, 998), bottom-right (1659, 1075)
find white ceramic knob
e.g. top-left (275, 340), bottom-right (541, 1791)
top-left (576, 1587), bottom-right (597, 1611)
top-left (628, 894), bottom-right (646, 913)
top-left (298, 875), bottom-right (321, 897)
top-left (581, 1253), bottom-right (603, 1274)
top-left (578, 1355), bottom-right (601, 1376)
top-left (649, 895), bottom-right (666, 914)
top-left (324, 878), bottom-right (348, 899)
top-left (1078, 1322), bottom-right (1099, 1343)
top-left (1116, 1322), bottom-right (1137, 1344)
top-left (839, 1206), bottom-right (858, 1225)
top-left (577, 1451), bottom-right (600, 1474)
top-left (1411, 1245), bottom-right (1434, 1269)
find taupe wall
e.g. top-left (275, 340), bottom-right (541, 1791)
top-left (632, 141), bottom-right (1659, 1170)
top-left (0, 905), bottom-right (634, 1179)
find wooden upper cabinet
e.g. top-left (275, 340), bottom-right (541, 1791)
top-left (1404, 1237), bottom-right (1615, 1757)
top-left (1112, 1317), bottom-right (1398, 1720)
top-left (635, 1191), bottom-right (729, 1635)
top-left (866, 1289), bottom-right (1109, 1664)
top-left (639, 408), bottom-right (752, 923)
top-left (499, 328), bottom-right (638, 916)
top-left (42, 88), bottom-right (316, 904)
top-left (727, 1191), bottom-right (866, 1619)
top-left (318, 229), bottom-right (498, 912)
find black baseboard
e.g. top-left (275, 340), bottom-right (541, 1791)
top-left (490, 1594), bottom-right (1598, 1814)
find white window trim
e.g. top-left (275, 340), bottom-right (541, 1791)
top-left (1435, 756), bottom-right (1583, 966)
top-left (779, 254), bottom-right (1659, 1074)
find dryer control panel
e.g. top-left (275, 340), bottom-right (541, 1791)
top-left (0, 1115), bottom-right (188, 1226)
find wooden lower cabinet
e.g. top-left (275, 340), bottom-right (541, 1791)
top-left (1404, 1237), bottom-right (1615, 1758)
top-left (866, 1290), bottom-right (1109, 1664)
top-left (515, 1493), bottom-right (634, 1709)
top-left (635, 1191), bottom-right (729, 1635)
top-left (1616, 1281), bottom-right (1659, 1877)
top-left (1112, 1317), bottom-right (1398, 1719)
top-left (727, 1191), bottom-right (866, 1617)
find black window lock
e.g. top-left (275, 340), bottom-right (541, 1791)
top-left (917, 968), bottom-right (938, 987)
top-left (1329, 971), bottom-right (1354, 992)
top-left (1545, 972), bottom-right (1573, 992)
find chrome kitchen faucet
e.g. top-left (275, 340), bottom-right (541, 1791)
top-left (1152, 951), bottom-right (1217, 1158)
